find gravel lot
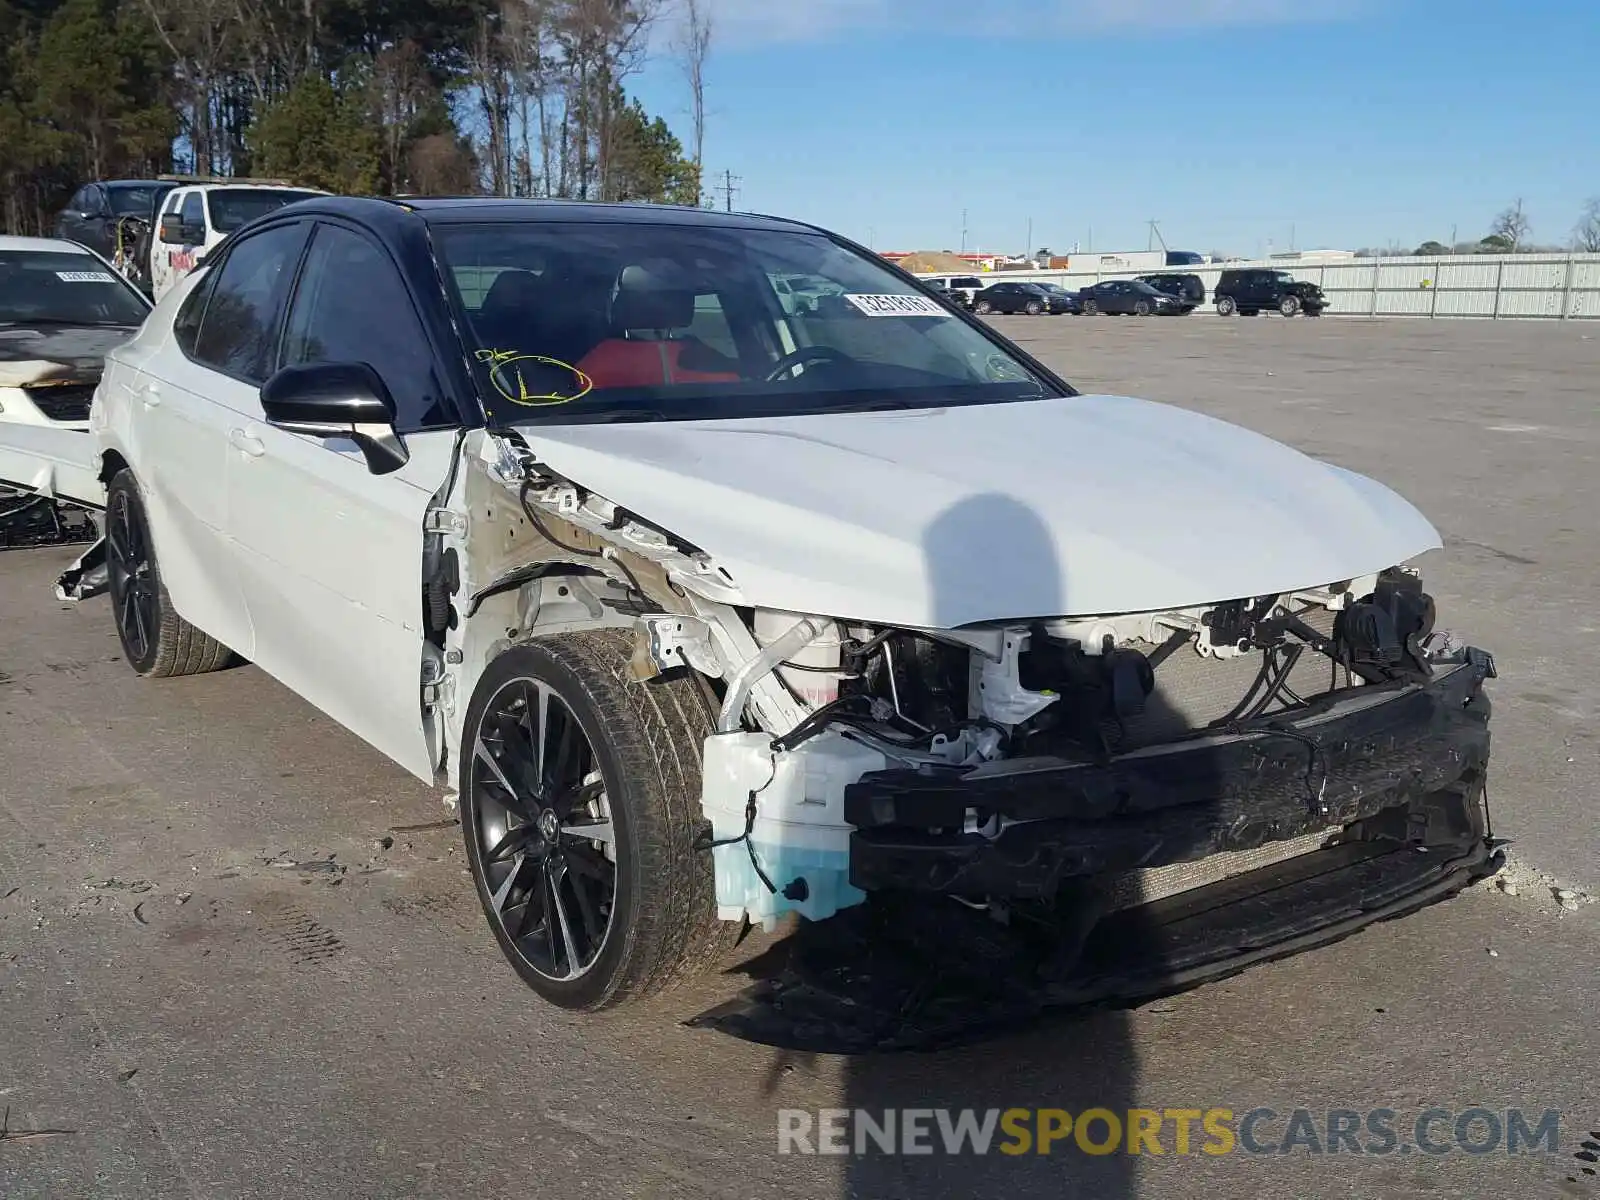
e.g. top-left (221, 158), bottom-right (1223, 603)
top-left (1, 316), bottom-right (1597, 1199)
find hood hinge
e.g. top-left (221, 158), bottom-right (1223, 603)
top-left (424, 507), bottom-right (467, 537)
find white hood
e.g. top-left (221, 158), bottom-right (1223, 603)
top-left (519, 394), bottom-right (1441, 629)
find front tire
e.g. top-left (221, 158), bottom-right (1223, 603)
top-left (1279, 295), bottom-right (1301, 317)
top-left (460, 633), bottom-right (734, 1010)
top-left (1082, 299), bottom-right (1099, 315)
top-left (975, 299), bottom-right (993, 314)
top-left (1216, 296), bottom-right (1237, 316)
top-left (1024, 300), bottom-right (1043, 315)
top-left (104, 470), bottom-right (233, 678)
top-left (1134, 300), bottom-right (1152, 316)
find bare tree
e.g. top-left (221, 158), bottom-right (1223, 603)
top-left (672, 0), bottom-right (712, 205)
top-left (141, 0), bottom-right (240, 172)
top-left (1490, 198), bottom-right (1531, 252)
top-left (1574, 197), bottom-right (1600, 254)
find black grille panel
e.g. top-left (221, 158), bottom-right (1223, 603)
top-left (22, 383), bottom-right (96, 422)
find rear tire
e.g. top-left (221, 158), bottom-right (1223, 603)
top-left (459, 633), bottom-right (737, 1010)
top-left (1216, 296), bottom-right (1237, 316)
top-left (104, 470), bottom-right (234, 678)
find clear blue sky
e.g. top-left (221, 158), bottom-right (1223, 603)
top-left (632, 0), bottom-right (1598, 256)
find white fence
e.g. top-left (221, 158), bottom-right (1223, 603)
top-left (923, 253), bottom-right (1600, 319)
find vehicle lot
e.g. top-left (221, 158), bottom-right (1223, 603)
top-left (2, 317), bottom-right (1597, 1199)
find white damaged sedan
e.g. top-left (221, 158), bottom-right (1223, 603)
top-left (0, 198), bottom-right (1498, 1022)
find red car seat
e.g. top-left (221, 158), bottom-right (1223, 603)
top-left (577, 284), bottom-right (741, 390)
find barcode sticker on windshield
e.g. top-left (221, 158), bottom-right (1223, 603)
top-left (55, 271), bottom-right (117, 283)
top-left (843, 293), bottom-right (949, 317)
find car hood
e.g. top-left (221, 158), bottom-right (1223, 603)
top-left (0, 325), bottom-right (139, 386)
top-left (517, 394), bottom-right (1441, 629)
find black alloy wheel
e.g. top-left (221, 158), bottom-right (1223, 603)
top-left (468, 674), bottom-right (618, 987)
top-left (460, 634), bottom-right (735, 1010)
top-left (106, 484), bottom-right (157, 669)
top-left (103, 470), bottom-right (232, 677)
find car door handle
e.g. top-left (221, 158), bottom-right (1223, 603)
top-left (136, 383), bottom-right (161, 408)
top-left (228, 428), bottom-right (265, 458)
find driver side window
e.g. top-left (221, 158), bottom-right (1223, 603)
top-left (180, 192), bottom-right (205, 232)
top-left (280, 223), bottom-right (449, 431)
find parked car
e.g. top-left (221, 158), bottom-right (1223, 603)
top-left (0, 198), bottom-right (1496, 1030)
top-left (972, 281), bottom-right (1051, 315)
top-left (0, 236), bottom-right (151, 433)
top-left (54, 180), bottom-right (177, 262)
top-left (1079, 279), bottom-right (1185, 316)
top-left (1214, 269), bottom-right (1327, 317)
top-left (921, 274), bottom-right (987, 307)
top-left (1031, 282), bottom-right (1083, 314)
top-left (923, 279), bottom-right (970, 310)
top-left (1136, 272), bottom-right (1205, 310)
top-left (151, 182), bottom-right (326, 302)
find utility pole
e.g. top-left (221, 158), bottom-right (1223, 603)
top-left (714, 170), bottom-right (741, 213)
top-left (1026, 216), bottom-right (1033, 258)
top-left (960, 208), bottom-right (969, 253)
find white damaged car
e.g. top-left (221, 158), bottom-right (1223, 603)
top-left (0, 198), bottom-right (1498, 1020)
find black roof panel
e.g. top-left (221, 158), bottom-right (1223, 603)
top-left (273, 194), bottom-right (819, 235)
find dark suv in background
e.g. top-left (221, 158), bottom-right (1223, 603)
top-left (1136, 272), bottom-right (1205, 311)
top-left (54, 180), bottom-right (176, 259)
top-left (1214, 269), bottom-right (1327, 317)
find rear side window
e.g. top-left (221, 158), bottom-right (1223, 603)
top-left (192, 223), bottom-right (307, 383)
top-left (281, 224), bottom-right (450, 430)
top-left (173, 268), bottom-right (215, 355)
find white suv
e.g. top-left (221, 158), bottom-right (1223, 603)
top-left (150, 182), bottom-right (324, 301)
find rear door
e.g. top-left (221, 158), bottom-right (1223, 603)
top-left (223, 219), bottom-right (459, 781)
top-left (132, 221), bottom-right (314, 659)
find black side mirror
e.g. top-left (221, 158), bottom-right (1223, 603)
top-left (260, 362), bottom-right (409, 475)
top-left (158, 214), bottom-right (192, 245)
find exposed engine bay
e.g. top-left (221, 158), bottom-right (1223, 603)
top-left (437, 432), bottom-right (1493, 945)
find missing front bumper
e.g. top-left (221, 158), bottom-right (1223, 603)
top-left (847, 649), bottom-right (1494, 897)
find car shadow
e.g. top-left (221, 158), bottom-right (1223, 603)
top-left (830, 491), bottom-right (1222, 1196)
top-left (693, 492), bottom-right (1229, 1195)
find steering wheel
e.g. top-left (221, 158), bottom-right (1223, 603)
top-left (765, 345), bottom-right (853, 382)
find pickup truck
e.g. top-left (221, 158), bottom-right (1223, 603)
top-left (150, 181), bottom-right (324, 301)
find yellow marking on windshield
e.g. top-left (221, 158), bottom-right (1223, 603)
top-left (476, 349), bottom-right (594, 407)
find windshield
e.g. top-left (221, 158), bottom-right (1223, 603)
top-left (208, 189), bottom-right (318, 233)
top-left (0, 250), bottom-right (150, 326)
top-left (106, 185), bottom-right (170, 218)
top-left (434, 221), bottom-right (1064, 425)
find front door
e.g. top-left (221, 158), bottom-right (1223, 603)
top-left (223, 220), bottom-right (460, 781)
